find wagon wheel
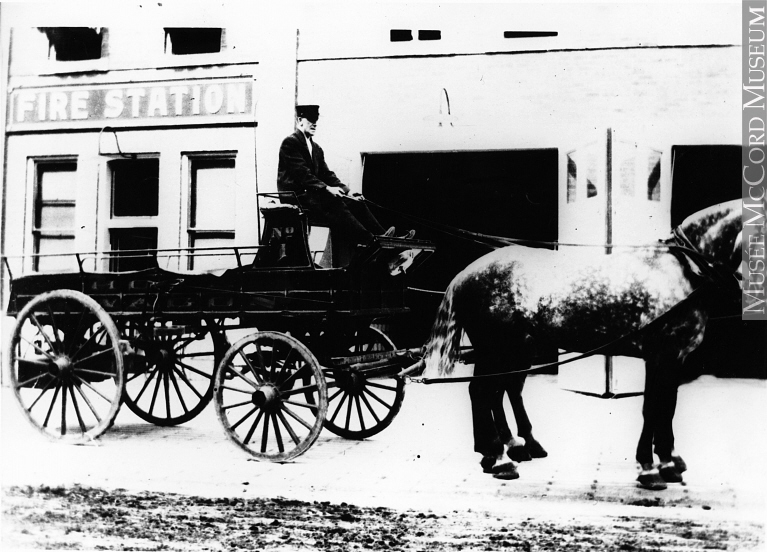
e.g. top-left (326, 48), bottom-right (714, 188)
top-left (122, 319), bottom-right (227, 426)
top-left (214, 331), bottom-right (327, 462)
top-left (322, 326), bottom-right (406, 440)
top-left (8, 289), bottom-right (124, 442)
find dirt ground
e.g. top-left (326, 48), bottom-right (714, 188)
top-left (2, 484), bottom-right (764, 551)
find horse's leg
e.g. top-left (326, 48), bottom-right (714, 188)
top-left (636, 359), bottom-right (667, 490)
top-left (506, 374), bottom-right (548, 460)
top-left (654, 366), bottom-right (687, 483)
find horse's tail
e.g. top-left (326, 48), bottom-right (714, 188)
top-left (422, 282), bottom-right (463, 376)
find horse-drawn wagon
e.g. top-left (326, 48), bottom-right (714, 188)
top-left (4, 194), bottom-right (435, 462)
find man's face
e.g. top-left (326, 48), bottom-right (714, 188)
top-left (297, 116), bottom-right (317, 136)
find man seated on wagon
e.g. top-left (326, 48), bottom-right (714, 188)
top-left (277, 105), bottom-right (414, 264)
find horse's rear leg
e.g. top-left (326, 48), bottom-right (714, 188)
top-left (506, 375), bottom-right (548, 461)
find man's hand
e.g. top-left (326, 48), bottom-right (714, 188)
top-left (326, 187), bottom-right (346, 197)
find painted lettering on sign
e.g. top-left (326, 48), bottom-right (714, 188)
top-left (11, 79), bottom-right (253, 127)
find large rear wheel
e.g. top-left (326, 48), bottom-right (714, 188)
top-left (214, 331), bottom-right (327, 462)
top-left (9, 289), bottom-right (124, 442)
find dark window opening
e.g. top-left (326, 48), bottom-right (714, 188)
top-left (363, 150), bottom-right (558, 348)
top-left (165, 28), bottom-right (222, 55)
top-left (39, 27), bottom-right (103, 61)
top-left (109, 228), bottom-right (158, 272)
top-left (390, 29), bottom-right (413, 42)
top-left (418, 30), bottom-right (441, 41)
top-left (504, 31), bottom-right (558, 39)
top-left (111, 159), bottom-right (159, 217)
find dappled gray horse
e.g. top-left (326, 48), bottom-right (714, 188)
top-left (422, 200), bottom-right (742, 488)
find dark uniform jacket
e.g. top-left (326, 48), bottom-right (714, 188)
top-left (277, 130), bottom-right (350, 196)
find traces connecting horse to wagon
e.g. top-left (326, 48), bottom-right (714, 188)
top-left (421, 200), bottom-right (743, 489)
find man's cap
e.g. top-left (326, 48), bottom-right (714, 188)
top-left (296, 105), bottom-right (320, 122)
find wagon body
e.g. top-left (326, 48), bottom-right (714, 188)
top-left (5, 201), bottom-right (435, 460)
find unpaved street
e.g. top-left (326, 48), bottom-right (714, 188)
top-left (2, 374), bottom-right (766, 550)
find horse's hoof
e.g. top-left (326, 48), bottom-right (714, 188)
top-left (491, 462), bottom-right (520, 480)
top-left (508, 445), bottom-right (532, 462)
top-left (659, 462), bottom-right (684, 483)
top-left (671, 454), bottom-right (687, 474)
top-left (480, 455), bottom-right (499, 474)
top-left (526, 440), bottom-right (548, 459)
top-left (637, 469), bottom-right (667, 490)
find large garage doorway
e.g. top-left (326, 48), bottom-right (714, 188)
top-left (671, 145), bottom-right (765, 378)
top-left (362, 149), bottom-right (558, 346)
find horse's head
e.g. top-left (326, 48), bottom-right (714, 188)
top-left (677, 199), bottom-right (743, 287)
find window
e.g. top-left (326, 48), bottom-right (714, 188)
top-left (165, 28), bottom-right (223, 55)
top-left (503, 31), bottom-right (558, 39)
top-left (38, 27), bottom-right (104, 61)
top-left (33, 162), bottom-right (77, 272)
top-left (418, 30), bottom-right (441, 41)
top-left (109, 158), bottom-right (159, 272)
top-left (110, 159), bottom-right (159, 217)
top-left (188, 158), bottom-right (236, 270)
top-left (109, 228), bottom-right (158, 272)
top-left (390, 29), bottom-right (412, 42)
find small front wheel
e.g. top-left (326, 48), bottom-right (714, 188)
top-left (214, 331), bottom-right (327, 462)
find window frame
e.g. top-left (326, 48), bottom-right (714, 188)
top-left (31, 158), bottom-right (78, 272)
top-left (184, 153), bottom-right (238, 270)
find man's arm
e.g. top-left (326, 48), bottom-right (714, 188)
top-left (315, 145), bottom-right (350, 193)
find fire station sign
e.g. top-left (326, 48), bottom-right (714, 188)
top-left (7, 77), bottom-right (254, 132)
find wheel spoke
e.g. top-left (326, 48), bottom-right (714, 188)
top-left (327, 387), bottom-right (344, 403)
top-left (329, 393), bottom-right (348, 424)
top-left (231, 406), bottom-right (259, 432)
top-left (69, 325), bottom-right (107, 363)
top-left (175, 359), bottom-right (214, 380)
top-left (164, 371), bottom-right (172, 419)
top-left (71, 347), bottom-right (113, 366)
top-left (69, 383), bottom-right (87, 433)
top-left (275, 347), bottom-right (298, 385)
top-left (363, 386), bottom-right (394, 409)
top-left (219, 383), bottom-right (253, 394)
top-left (282, 398), bottom-right (319, 411)
top-left (60, 381), bottom-right (68, 436)
top-left (15, 370), bottom-right (52, 389)
top-left (72, 380), bottom-right (102, 422)
top-left (72, 374), bottom-right (116, 404)
top-left (224, 365), bottom-right (259, 389)
top-left (20, 336), bottom-right (58, 364)
top-left (242, 409), bottom-right (264, 446)
top-left (354, 396), bottom-right (366, 432)
top-left (281, 404), bottom-right (313, 431)
top-left (359, 391), bottom-right (382, 424)
top-left (29, 313), bottom-right (58, 354)
top-left (222, 399), bottom-right (253, 410)
top-left (72, 366), bottom-right (115, 379)
top-left (344, 394), bottom-right (353, 430)
top-left (167, 368), bottom-right (189, 416)
top-left (271, 413), bottom-right (285, 453)
top-left (280, 383), bottom-right (318, 397)
top-left (276, 409), bottom-right (301, 445)
top-left (43, 385), bottom-right (61, 428)
top-left (237, 350), bottom-right (265, 385)
top-left (260, 410), bottom-right (271, 453)
top-left (130, 366), bottom-right (160, 404)
top-left (66, 305), bottom-right (89, 356)
top-left (24, 379), bottom-right (55, 412)
top-left (46, 303), bottom-right (63, 349)
top-left (148, 366), bottom-right (163, 417)
top-left (177, 350), bottom-right (215, 359)
top-left (365, 380), bottom-right (398, 392)
top-left (278, 360), bottom-right (308, 389)
top-left (171, 365), bottom-right (204, 400)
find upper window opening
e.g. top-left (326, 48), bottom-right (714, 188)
top-left (504, 31), bottom-right (558, 39)
top-left (418, 30), bottom-right (441, 41)
top-left (38, 27), bottom-right (104, 61)
top-left (110, 159), bottom-right (159, 217)
top-left (390, 29), bottom-right (413, 42)
top-left (34, 161), bottom-right (78, 272)
top-left (165, 28), bottom-right (223, 55)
